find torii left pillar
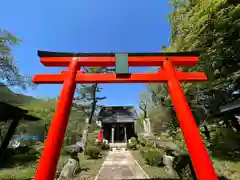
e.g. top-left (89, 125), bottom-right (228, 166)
top-left (34, 58), bottom-right (79, 180)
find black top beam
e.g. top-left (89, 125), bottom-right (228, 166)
top-left (38, 50), bottom-right (200, 57)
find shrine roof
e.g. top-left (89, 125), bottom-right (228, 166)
top-left (0, 102), bottom-right (41, 121)
top-left (98, 106), bottom-right (138, 123)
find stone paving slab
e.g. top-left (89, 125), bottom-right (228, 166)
top-left (95, 150), bottom-right (149, 180)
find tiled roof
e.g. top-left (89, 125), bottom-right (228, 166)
top-left (98, 106), bottom-right (137, 123)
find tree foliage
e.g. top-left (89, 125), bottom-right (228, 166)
top-left (74, 67), bottom-right (114, 147)
top-left (0, 29), bottom-right (33, 89)
top-left (145, 1), bottom-right (240, 135)
top-left (74, 67), bottom-right (114, 123)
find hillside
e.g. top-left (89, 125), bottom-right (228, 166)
top-left (0, 87), bottom-right (101, 180)
top-left (0, 85), bottom-right (41, 106)
top-left (0, 85), bottom-right (87, 144)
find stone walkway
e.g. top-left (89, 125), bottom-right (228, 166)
top-left (95, 150), bottom-right (149, 180)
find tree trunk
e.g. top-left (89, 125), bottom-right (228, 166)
top-left (88, 84), bottom-right (97, 124)
top-left (81, 83), bottom-right (98, 149)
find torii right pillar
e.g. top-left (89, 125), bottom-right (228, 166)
top-left (163, 59), bottom-right (218, 180)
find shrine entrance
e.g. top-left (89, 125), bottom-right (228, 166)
top-left (114, 123), bottom-right (126, 142)
top-left (98, 106), bottom-right (137, 143)
top-left (102, 122), bottom-right (135, 143)
top-left (32, 51), bottom-right (218, 180)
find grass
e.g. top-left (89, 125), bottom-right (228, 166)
top-left (131, 150), bottom-right (240, 180)
top-left (74, 152), bottom-right (107, 180)
top-left (0, 153), bottom-right (69, 180)
top-left (131, 150), bottom-right (174, 179)
top-left (212, 158), bottom-right (240, 180)
top-left (0, 151), bottom-right (107, 180)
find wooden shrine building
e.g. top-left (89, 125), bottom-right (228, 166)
top-left (97, 106), bottom-right (138, 143)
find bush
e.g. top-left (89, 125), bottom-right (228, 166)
top-left (1, 175), bottom-right (16, 180)
top-left (139, 137), bottom-right (147, 147)
top-left (60, 147), bottom-right (72, 156)
top-left (173, 153), bottom-right (196, 179)
top-left (140, 147), bottom-right (164, 166)
top-left (95, 140), bottom-right (110, 150)
top-left (129, 137), bottom-right (137, 143)
top-left (146, 141), bottom-right (155, 148)
top-left (84, 145), bottom-right (101, 159)
top-left (140, 147), bottom-right (149, 157)
top-left (138, 137), bottom-right (155, 148)
top-left (100, 142), bottom-right (110, 150)
top-left (13, 146), bottom-right (31, 154)
top-left (0, 149), bottom-right (13, 166)
top-left (95, 140), bottom-right (101, 146)
top-left (127, 141), bottom-right (137, 150)
top-left (127, 137), bottom-right (138, 150)
top-left (26, 147), bottom-right (39, 155)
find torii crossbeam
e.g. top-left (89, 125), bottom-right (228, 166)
top-left (33, 51), bottom-right (218, 180)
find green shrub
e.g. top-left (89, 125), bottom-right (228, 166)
top-left (139, 147), bottom-right (149, 157)
top-left (1, 175), bottom-right (16, 180)
top-left (93, 139), bottom-right (110, 150)
top-left (127, 142), bottom-right (137, 150)
top-left (60, 147), bottom-right (72, 156)
top-left (139, 137), bottom-right (154, 148)
top-left (13, 146), bottom-right (30, 154)
top-left (173, 153), bottom-right (196, 179)
top-left (127, 137), bottom-right (138, 150)
top-left (36, 153), bottom-right (41, 164)
top-left (210, 127), bottom-right (240, 154)
top-left (139, 137), bottom-right (147, 147)
top-left (92, 138), bottom-right (110, 150)
top-left (95, 140), bottom-right (101, 146)
top-left (129, 137), bottom-right (137, 143)
top-left (26, 147), bottom-right (39, 155)
top-left (84, 145), bottom-right (101, 159)
top-left (87, 138), bottom-right (97, 146)
top-left (146, 141), bottom-right (154, 148)
top-left (100, 142), bottom-right (110, 150)
top-left (140, 147), bottom-right (164, 166)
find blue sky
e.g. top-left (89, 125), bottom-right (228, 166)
top-left (1, 0), bottom-right (172, 107)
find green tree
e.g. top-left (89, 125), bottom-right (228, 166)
top-left (0, 29), bottom-right (33, 89)
top-left (145, 1), bottom-right (240, 141)
top-left (74, 67), bottom-right (114, 147)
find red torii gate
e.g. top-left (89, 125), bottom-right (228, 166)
top-left (33, 51), bottom-right (218, 180)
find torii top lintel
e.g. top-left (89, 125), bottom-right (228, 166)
top-left (33, 51), bottom-right (207, 84)
top-left (38, 50), bottom-right (200, 67)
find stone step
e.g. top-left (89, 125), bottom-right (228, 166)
top-left (109, 143), bottom-right (127, 151)
top-left (112, 147), bottom-right (126, 151)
